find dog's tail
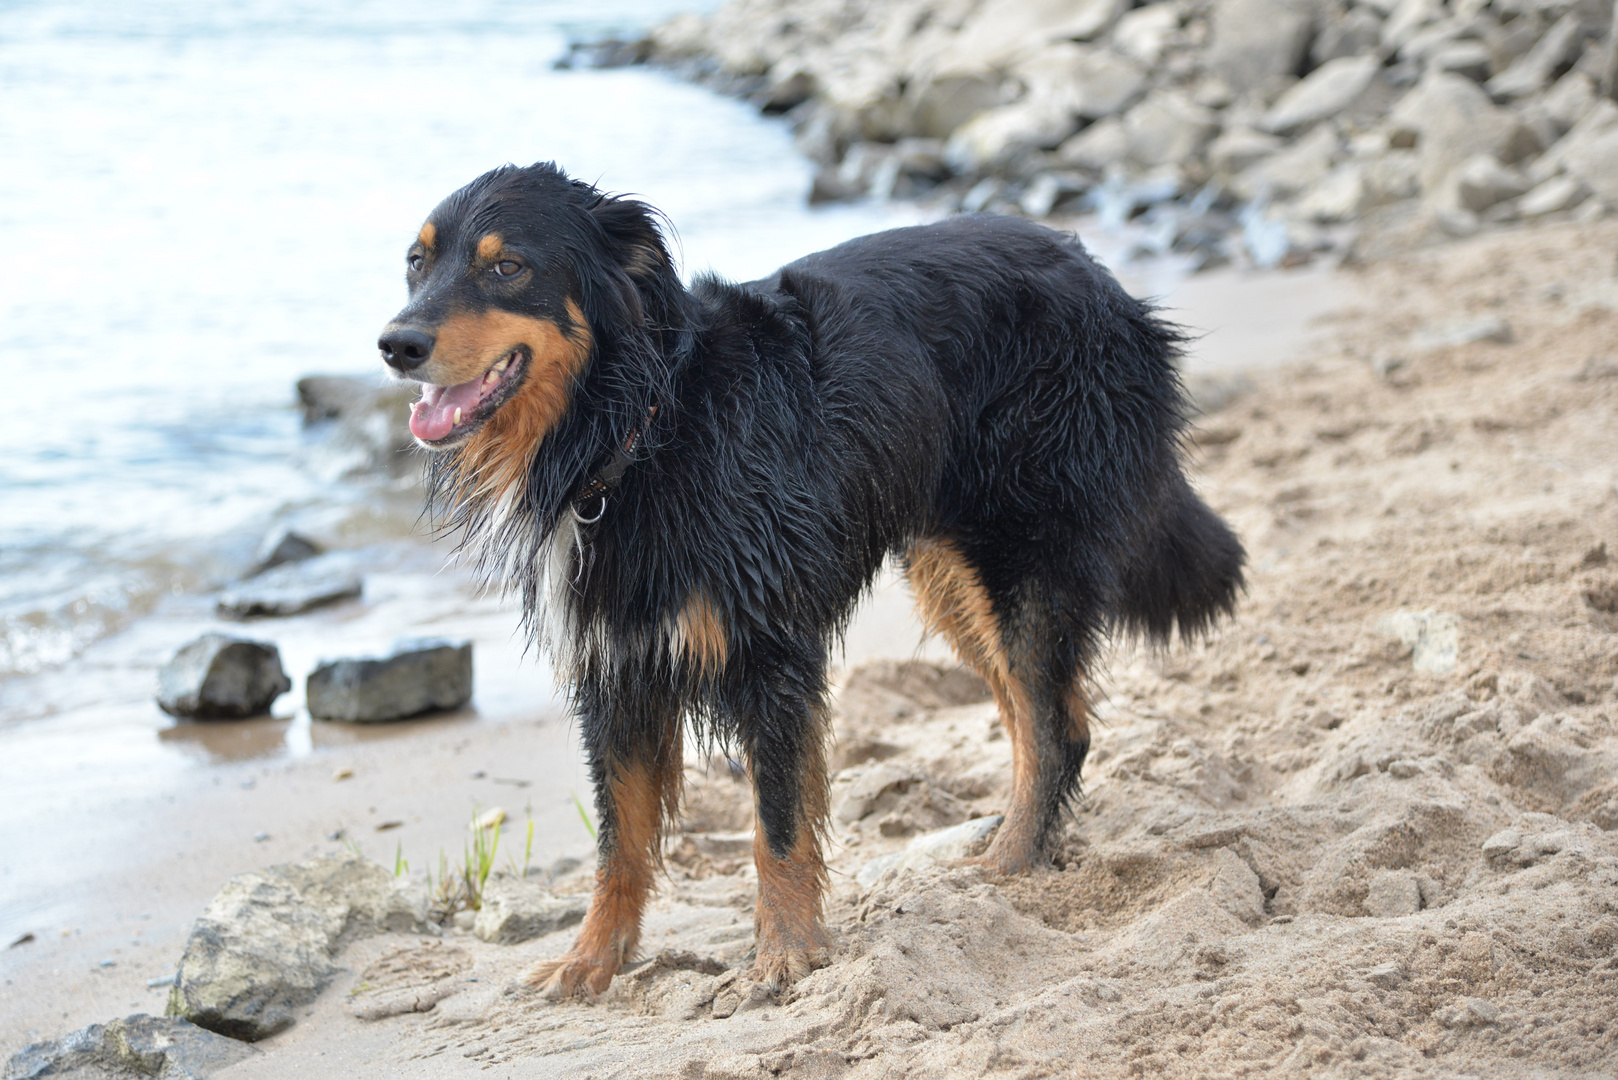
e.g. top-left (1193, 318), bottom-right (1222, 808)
top-left (1116, 476), bottom-right (1245, 645)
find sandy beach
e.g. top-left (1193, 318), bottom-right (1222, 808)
top-left (5, 211), bottom-right (1616, 1077)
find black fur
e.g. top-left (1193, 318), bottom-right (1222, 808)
top-left (383, 162), bottom-right (1244, 989)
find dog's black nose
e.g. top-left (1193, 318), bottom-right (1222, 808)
top-left (379, 327), bottom-right (435, 372)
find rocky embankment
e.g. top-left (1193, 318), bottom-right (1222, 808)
top-left (600, 0), bottom-right (1618, 266)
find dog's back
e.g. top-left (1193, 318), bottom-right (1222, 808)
top-left (742, 214), bottom-right (1242, 649)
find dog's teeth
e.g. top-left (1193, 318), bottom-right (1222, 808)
top-left (485, 370), bottom-right (500, 384)
top-left (453, 407), bottom-right (463, 425)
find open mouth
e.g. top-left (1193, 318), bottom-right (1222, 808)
top-left (408, 346), bottom-right (529, 446)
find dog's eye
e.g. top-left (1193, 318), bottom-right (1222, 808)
top-left (495, 259), bottom-right (523, 278)
top-left (408, 253), bottom-right (424, 272)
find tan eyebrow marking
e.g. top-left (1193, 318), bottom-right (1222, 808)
top-left (418, 222), bottom-right (436, 248)
top-left (476, 233), bottom-right (503, 261)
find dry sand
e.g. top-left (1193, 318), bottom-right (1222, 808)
top-left (9, 216), bottom-right (1618, 1078)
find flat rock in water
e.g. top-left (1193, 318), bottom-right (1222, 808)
top-left (217, 555), bottom-right (363, 619)
top-left (473, 874), bottom-right (588, 944)
top-left (157, 634), bottom-right (291, 720)
top-left (167, 855), bottom-right (430, 1041)
top-left (306, 639), bottom-right (472, 723)
top-left (3, 1013), bottom-right (257, 1079)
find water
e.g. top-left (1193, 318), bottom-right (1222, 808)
top-left (0, 0), bottom-right (922, 687)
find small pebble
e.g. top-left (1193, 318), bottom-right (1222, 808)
top-left (253, 832), bottom-right (271, 842)
top-left (333, 767), bottom-right (355, 781)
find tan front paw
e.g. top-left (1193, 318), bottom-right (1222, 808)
top-left (747, 943), bottom-right (828, 991)
top-left (526, 950), bottom-right (620, 1001)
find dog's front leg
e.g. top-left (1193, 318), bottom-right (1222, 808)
top-left (529, 708), bottom-right (680, 1000)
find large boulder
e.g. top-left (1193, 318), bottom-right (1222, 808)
top-left (4, 1014), bottom-right (256, 1079)
top-left (472, 874), bottom-right (588, 945)
top-left (166, 856), bottom-right (430, 1041)
top-left (1204, 0), bottom-right (1316, 96)
top-left (306, 639), bottom-right (473, 723)
top-left (157, 634), bottom-right (290, 721)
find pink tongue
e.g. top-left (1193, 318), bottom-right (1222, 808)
top-left (409, 378), bottom-right (486, 442)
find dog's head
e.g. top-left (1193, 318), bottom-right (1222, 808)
top-left (379, 163), bottom-right (672, 466)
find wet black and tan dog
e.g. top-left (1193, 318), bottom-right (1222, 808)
top-left (378, 162), bottom-right (1243, 1000)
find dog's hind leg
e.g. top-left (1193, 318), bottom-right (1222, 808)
top-left (528, 693), bottom-right (682, 1000)
top-left (733, 647), bottom-right (832, 991)
top-left (904, 537), bottom-right (1089, 874)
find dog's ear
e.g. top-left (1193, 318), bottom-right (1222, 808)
top-left (589, 196), bottom-right (671, 282)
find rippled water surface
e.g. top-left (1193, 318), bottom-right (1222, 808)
top-left (0, 0), bottom-right (921, 685)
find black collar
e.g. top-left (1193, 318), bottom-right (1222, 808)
top-left (570, 405), bottom-right (658, 525)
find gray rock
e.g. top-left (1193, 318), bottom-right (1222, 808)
top-left (472, 874), bottom-right (588, 944)
top-left (4, 1014), bottom-right (256, 1079)
top-left (1388, 72), bottom-right (1538, 193)
top-left (1312, 7), bottom-right (1386, 65)
top-left (1111, 3), bottom-right (1180, 66)
top-left (1065, 47), bottom-right (1150, 120)
top-left (1205, 0), bottom-right (1316, 96)
top-left (855, 815), bottom-right (1004, 889)
top-left (157, 634), bottom-right (291, 721)
top-left (295, 375), bottom-right (418, 477)
top-left (1296, 162), bottom-right (1370, 221)
top-left (217, 555), bottom-right (363, 619)
top-left (1235, 123), bottom-right (1340, 199)
top-left (1057, 116), bottom-right (1130, 169)
top-left (902, 74), bottom-right (1008, 140)
top-left (936, 0), bottom-right (1128, 73)
top-left (945, 97), bottom-right (1079, 171)
top-left (295, 375), bottom-right (380, 423)
top-left (1487, 12), bottom-right (1589, 101)
top-left (1380, 0), bottom-right (1443, 55)
top-left (306, 639), bottom-right (472, 723)
top-left (1208, 847), bottom-right (1267, 924)
top-left (166, 856), bottom-right (430, 1040)
top-left (1427, 41), bottom-right (1494, 82)
top-left (1123, 91), bottom-right (1219, 168)
top-left (1451, 154), bottom-right (1530, 211)
top-left (834, 763), bottom-right (927, 825)
top-left (1540, 71), bottom-right (1599, 137)
top-left (1208, 126), bottom-right (1286, 176)
top-left (250, 528), bottom-right (321, 576)
top-left (1559, 118), bottom-right (1618, 208)
top-left (1519, 174), bottom-right (1589, 215)
top-left (1262, 55), bottom-right (1383, 135)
